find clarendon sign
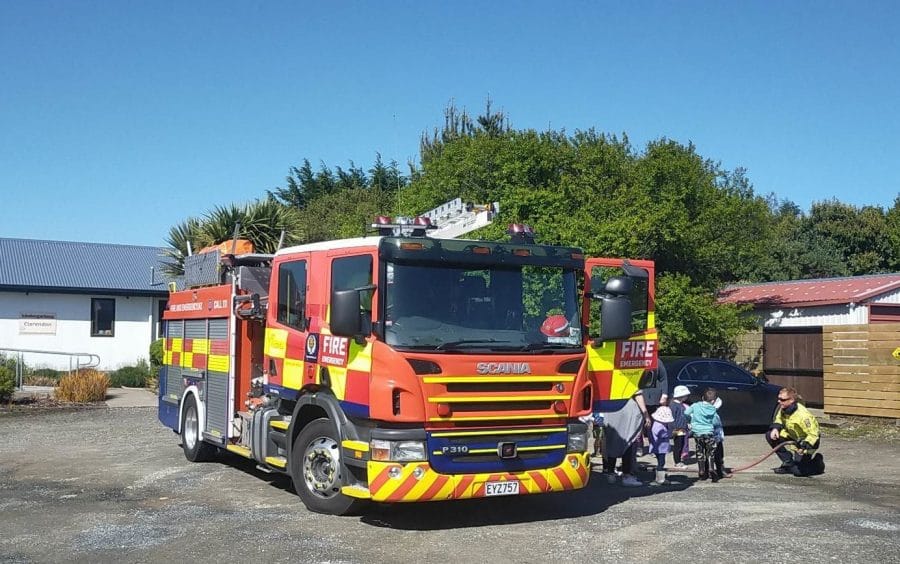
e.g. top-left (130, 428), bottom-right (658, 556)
top-left (19, 313), bottom-right (57, 335)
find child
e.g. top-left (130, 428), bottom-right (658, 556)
top-left (636, 393), bottom-right (666, 457)
top-left (712, 397), bottom-right (726, 480)
top-left (684, 388), bottom-right (724, 482)
top-left (648, 405), bottom-right (674, 485)
top-left (669, 386), bottom-right (690, 470)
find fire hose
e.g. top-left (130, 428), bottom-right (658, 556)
top-left (722, 440), bottom-right (798, 477)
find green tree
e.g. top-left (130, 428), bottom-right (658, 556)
top-left (162, 200), bottom-right (303, 276)
top-left (656, 273), bottom-right (756, 356)
top-left (806, 200), bottom-right (893, 275)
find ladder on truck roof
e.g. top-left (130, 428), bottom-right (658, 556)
top-left (420, 198), bottom-right (500, 239)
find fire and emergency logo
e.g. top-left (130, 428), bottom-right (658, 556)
top-left (320, 335), bottom-right (349, 367)
top-left (304, 334), bottom-right (319, 362)
top-left (615, 340), bottom-right (658, 369)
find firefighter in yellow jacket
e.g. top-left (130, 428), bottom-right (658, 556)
top-left (766, 387), bottom-right (825, 476)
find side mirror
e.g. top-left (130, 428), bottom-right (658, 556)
top-left (331, 289), bottom-right (362, 338)
top-left (604, 275), bottom-right (633, 296)
top-left (597, 295), bottom-right (633, 342)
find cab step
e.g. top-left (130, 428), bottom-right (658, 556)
top-left (269, 418), bottom-right (290, 431)
top-left (225, 444), bottom-right (252, 458)
top-left (340, 484), bottom-right (371, 499)
top-left (264, 455), bottom-right (287, 469)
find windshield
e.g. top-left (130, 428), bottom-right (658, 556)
top-left (383, 261), bottom-right (582, 351)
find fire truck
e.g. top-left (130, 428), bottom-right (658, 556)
top-left (158, 205), bottom-right (657, 515)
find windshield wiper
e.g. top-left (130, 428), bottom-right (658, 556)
top-left (435, 339), bottom-right (512, 351)
top-left (519, 342), bottom-right (582, 351)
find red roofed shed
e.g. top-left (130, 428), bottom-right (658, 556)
top-left (719, 274), bottom-right (900, 417)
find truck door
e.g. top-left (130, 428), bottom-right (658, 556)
top-left (584, 258), bottom-right (660, 412)
top-left (264, 253), bottom-right (314, 397)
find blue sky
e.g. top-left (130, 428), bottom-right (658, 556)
top-left (2, 1), bottom-right (898, 246)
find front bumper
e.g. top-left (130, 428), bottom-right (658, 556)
top-left (342, 452), bottom-right (591, 502)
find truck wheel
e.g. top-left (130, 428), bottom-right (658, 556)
top-left (290, 417), bottom-right (365, 515)
top-left (181, 394), bottom-right (217, 462)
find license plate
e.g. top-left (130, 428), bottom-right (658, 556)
top-left (485, 480), bottom-right (519, 496)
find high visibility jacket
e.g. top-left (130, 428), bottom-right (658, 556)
top-left (771, 402), bottom-right (820, 453)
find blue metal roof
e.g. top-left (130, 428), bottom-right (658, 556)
top-left (0, 238), bottom-right (171, 296)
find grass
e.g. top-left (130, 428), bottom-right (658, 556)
top-left (824, 415), bottom-right (900, 442)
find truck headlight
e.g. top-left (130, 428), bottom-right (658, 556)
top-left (566, 422), bottom-right (590, 453)
top-left (370, 439), bottom-right (427, 462)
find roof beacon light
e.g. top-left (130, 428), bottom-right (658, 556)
top-left (507, 223), bottom-right (536, 244)
top-left (411, 216), bottom-right (434, 237)
top-left (371, 215), bottom-right (437, 237)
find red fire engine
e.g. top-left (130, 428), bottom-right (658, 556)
top-left (158, 212), bottom-right (654, 514)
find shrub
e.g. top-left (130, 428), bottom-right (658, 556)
top-left (149, 338), bottom-right (164, 368)
top-left (109, 360), bottom-right (150, 388)
top-left (0, 366), bottom-right (15, 402)
top-left (25, 374), bottom-right (60, 387)
top-left (0, 353), bottom-right (19, 374)
top-left (25, 368), bottom-right (63, 386)
top-left (55, 369), bottom-right (109, 403)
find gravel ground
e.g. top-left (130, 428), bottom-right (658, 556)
top-left (1, 407), bottom-right (898, 563)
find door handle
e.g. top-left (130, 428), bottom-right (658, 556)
top-left (727, 387), bottom-right (738, 390)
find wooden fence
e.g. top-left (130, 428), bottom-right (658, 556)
top-left (823, 322), bottom-right (900, 418)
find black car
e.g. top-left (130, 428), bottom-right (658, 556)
top-left (653, 357), bottom-right (782, 427)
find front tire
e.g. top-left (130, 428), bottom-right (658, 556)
top-left (290, 417), bottom-right (365, 515)
top-left (181, 394), bottom-right (217, 462)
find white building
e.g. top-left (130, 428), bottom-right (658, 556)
top-left (0, 238), bottom-right (170, 371)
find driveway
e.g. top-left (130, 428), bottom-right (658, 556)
top-left (1, 407), bottom-right (898, 563)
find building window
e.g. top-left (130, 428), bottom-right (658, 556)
top-left (91, 298), bottom-right (115, 337)
top-left (156, 299), bottom-right (167, 339)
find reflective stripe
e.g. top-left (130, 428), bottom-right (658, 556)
top-left (264, 328), bottom-right (288, 359)
top-left (283, 358), bottom-right (304, 390)
top-left (328, 366), bottom-right (348, 400)
top-left (208, 355), bottom-right (229, 373)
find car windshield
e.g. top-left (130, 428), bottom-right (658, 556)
top-left (383, 261), bottom-right (581, 351)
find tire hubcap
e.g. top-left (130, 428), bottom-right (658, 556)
top-left (303, 436), bottom-right (342, 499)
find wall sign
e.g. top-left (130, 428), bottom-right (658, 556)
top-left (19, 313), bottom-right (57, 335)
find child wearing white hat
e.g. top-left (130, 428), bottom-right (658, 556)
top-left (648, 406), bottom-right (674, 485)
top-left (670, 385), bottom-right (691, 470)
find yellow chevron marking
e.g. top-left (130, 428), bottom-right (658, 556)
top-left (429, 414), bottom-right (566, 422)
top-left (367, 454), bottom-right (589, 503)
top-left (342, 440), bottom-right (369, 452)
top-left (428, 395), bottom-right (563, 403)
top-left (264, 456), bottom-right (287, 468)
top-left (269, 420), bottom-right (289, 430)
top-left (225, 444), bottom-right (252, 458)
top-left (422, 375), bottom-right (574, 384)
